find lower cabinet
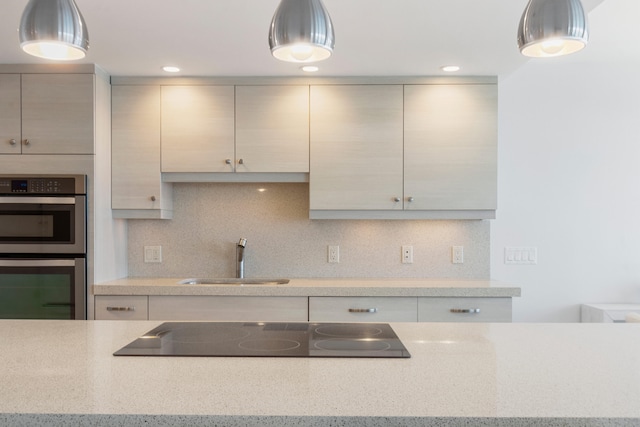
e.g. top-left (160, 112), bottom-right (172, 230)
top-left (148, 296), bottom-right (308, 321)
top-left (418, 297), bottom-right (512, 322)
top-left (309, 297), bottom-right (418, 322)
top-left (95, 296), bottom-right (149, 320)
top-left (95, 295), bottom-right (513, 323)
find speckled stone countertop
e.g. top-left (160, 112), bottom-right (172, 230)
top-left (93, 278), bottom-right (521, 297)
top-left (1, 321), bottom-right (639, 427)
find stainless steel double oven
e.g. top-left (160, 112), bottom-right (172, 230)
top-left (0, 175), bottom-right (87, 319)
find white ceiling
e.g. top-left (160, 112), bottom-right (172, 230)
top-left (0, 0), bottom-right (614, 78)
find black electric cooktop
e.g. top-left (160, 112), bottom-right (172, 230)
top-left (114, 322), bottom-right (411, 358)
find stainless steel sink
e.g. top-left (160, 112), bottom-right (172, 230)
top-left (178, 278), bottom-right (290, 285)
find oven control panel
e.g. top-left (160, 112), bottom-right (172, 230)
top-left (0, 176), bottom-right (85, 195)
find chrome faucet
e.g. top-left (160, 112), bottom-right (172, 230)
top-left (236, 238), bottom-right (247, 278)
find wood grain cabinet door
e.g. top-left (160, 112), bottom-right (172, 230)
top-left (112, 85), bottom-right (163, 210)
top-left (236, 85), bottom-right (309, 173)
top-left (0, 74), bottom-right (21, 154)
top-left (418, 297), bottom-right (512, 322)
top-left (310, 85), bottom-right (404, 210)
top-left (404, 84), bottom-right (497, 211)
top-left (21, 74), bottom-right (94, 154)
top-left (149, 296), bottom-right (308, 322)
top-left (161, 85), bottom-right (235, 173)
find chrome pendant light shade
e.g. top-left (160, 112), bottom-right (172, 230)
top-left (517, 0), bottom-right (588, 58)
top-left (19, 0), bottom-right (89, 60)
top-left (269, 0), bottom-right (335, 63)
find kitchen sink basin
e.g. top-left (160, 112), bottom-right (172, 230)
top-left (178, 278), bottom-right (290, 285)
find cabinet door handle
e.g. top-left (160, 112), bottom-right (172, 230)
top-left (450, 308), bottom-right (480, 314)
top-left (238, 158), bottom-right (244, 165)
top-left (348, 308), bottom-right (377, 313)
top-left (407, 196), bottom-right (414, 203)
top-left (393, 197), bottom-right (401, 203)
top-left (23, 139), bottom-right (30, 145)
top-left (150, 195), bottom-right (156, 202)
top-left (225, 159), bottom-right (232, 165)
top-left (9, 139), bottom-right (17, 146)
top-left (106, 306), bottom-right (135, 311)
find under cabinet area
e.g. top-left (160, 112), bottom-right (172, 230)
top-left (0, 73), bottom-right (94, 155)
top-left (309, 297), bottom-right (417, 322)
top-left (148, 296), bottom-right (308, 321)
top-left (418, 297), bottom-right (511, 322)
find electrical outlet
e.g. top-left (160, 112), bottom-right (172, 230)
top-left (402, 245), bottom-right (413, 264)
top-left (452, 246), bottom-right (464, 264)
top-left (328, 245), bottom-right (340, 263)
top-left (144, 246), bottom-right (162, 263)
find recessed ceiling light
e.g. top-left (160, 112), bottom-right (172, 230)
top-left (301, 65), bottom-right (319, 72)
top-left (162, 66), bottom-right (180, 73)
top-left (440, 65), bottom-right (461, 72)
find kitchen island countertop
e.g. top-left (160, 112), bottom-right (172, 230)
top-left (93, 277), bottom-right (521, 297)
top-left (0, 320), bottom-right (638, 426)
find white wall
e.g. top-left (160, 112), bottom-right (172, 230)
top-left (491, 0), bottom-right (640, 322)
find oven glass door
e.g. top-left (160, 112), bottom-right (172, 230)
top-left (0, 196), bottom-right (85, 254)
top-left (0, 259), bottom-right (86, 320)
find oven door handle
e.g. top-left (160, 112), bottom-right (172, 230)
top-left (0, 259), bottom-right (77, 267)
top-left (0, 196), bottom-right (77, 205)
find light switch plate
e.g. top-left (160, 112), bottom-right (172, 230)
top-left (144, 246), bottom-right (162, 263)
top-left (504, 247), bottom-right (537, 265)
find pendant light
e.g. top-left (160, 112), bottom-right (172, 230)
top-left (269, 0), bottom-right (335, 63)
top-left (517, 0), bottom-right (588, 58)
top-left (19, 0), bottom-right (89, 60)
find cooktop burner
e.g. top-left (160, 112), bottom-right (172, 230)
top-left (114, 322), bottom-right (410, 358)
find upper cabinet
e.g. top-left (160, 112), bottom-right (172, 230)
top-left (235, 85), bottom-right (309, 173)
top-left (309, 81), bottom-right (497, 220)
top-left (161, 85), bottom-right (235, 173)
top-left (112, 85), bottom-right (172, 219)
top-left (404, 84), bottom-right (497, 212)
top-left (0, 75), bottom-right (21, 153)
top-left (158, 84), bottom-right (309, 180)
top-left (310, 85), bottom-right (404, 210)
top-left (110, 77), bottom-right (497, 220)
top-left (0, 74), bottom-right (94, 155)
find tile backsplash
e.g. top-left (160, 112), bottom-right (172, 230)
top-left (127, 183), bottom-right (489, 278)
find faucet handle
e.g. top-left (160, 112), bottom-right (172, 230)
top-left (238, 238), bottom-right (247, 247)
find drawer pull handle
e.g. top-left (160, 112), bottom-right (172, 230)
top-left (349, 308), bottom-right (377, 313)
top-left (106, 306), bottom-right (135, 312)
top-left (450, 308), bottom-right (480, 314)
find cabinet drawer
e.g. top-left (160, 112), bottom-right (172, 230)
top-left (418, 297), bottom-right (511, 323)
top-left (95, 296), bottom-right (148, 320)
top-left (309, 297), bottom-right (417, 322)
top-left (149, 296), bottom-right (308, 321)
